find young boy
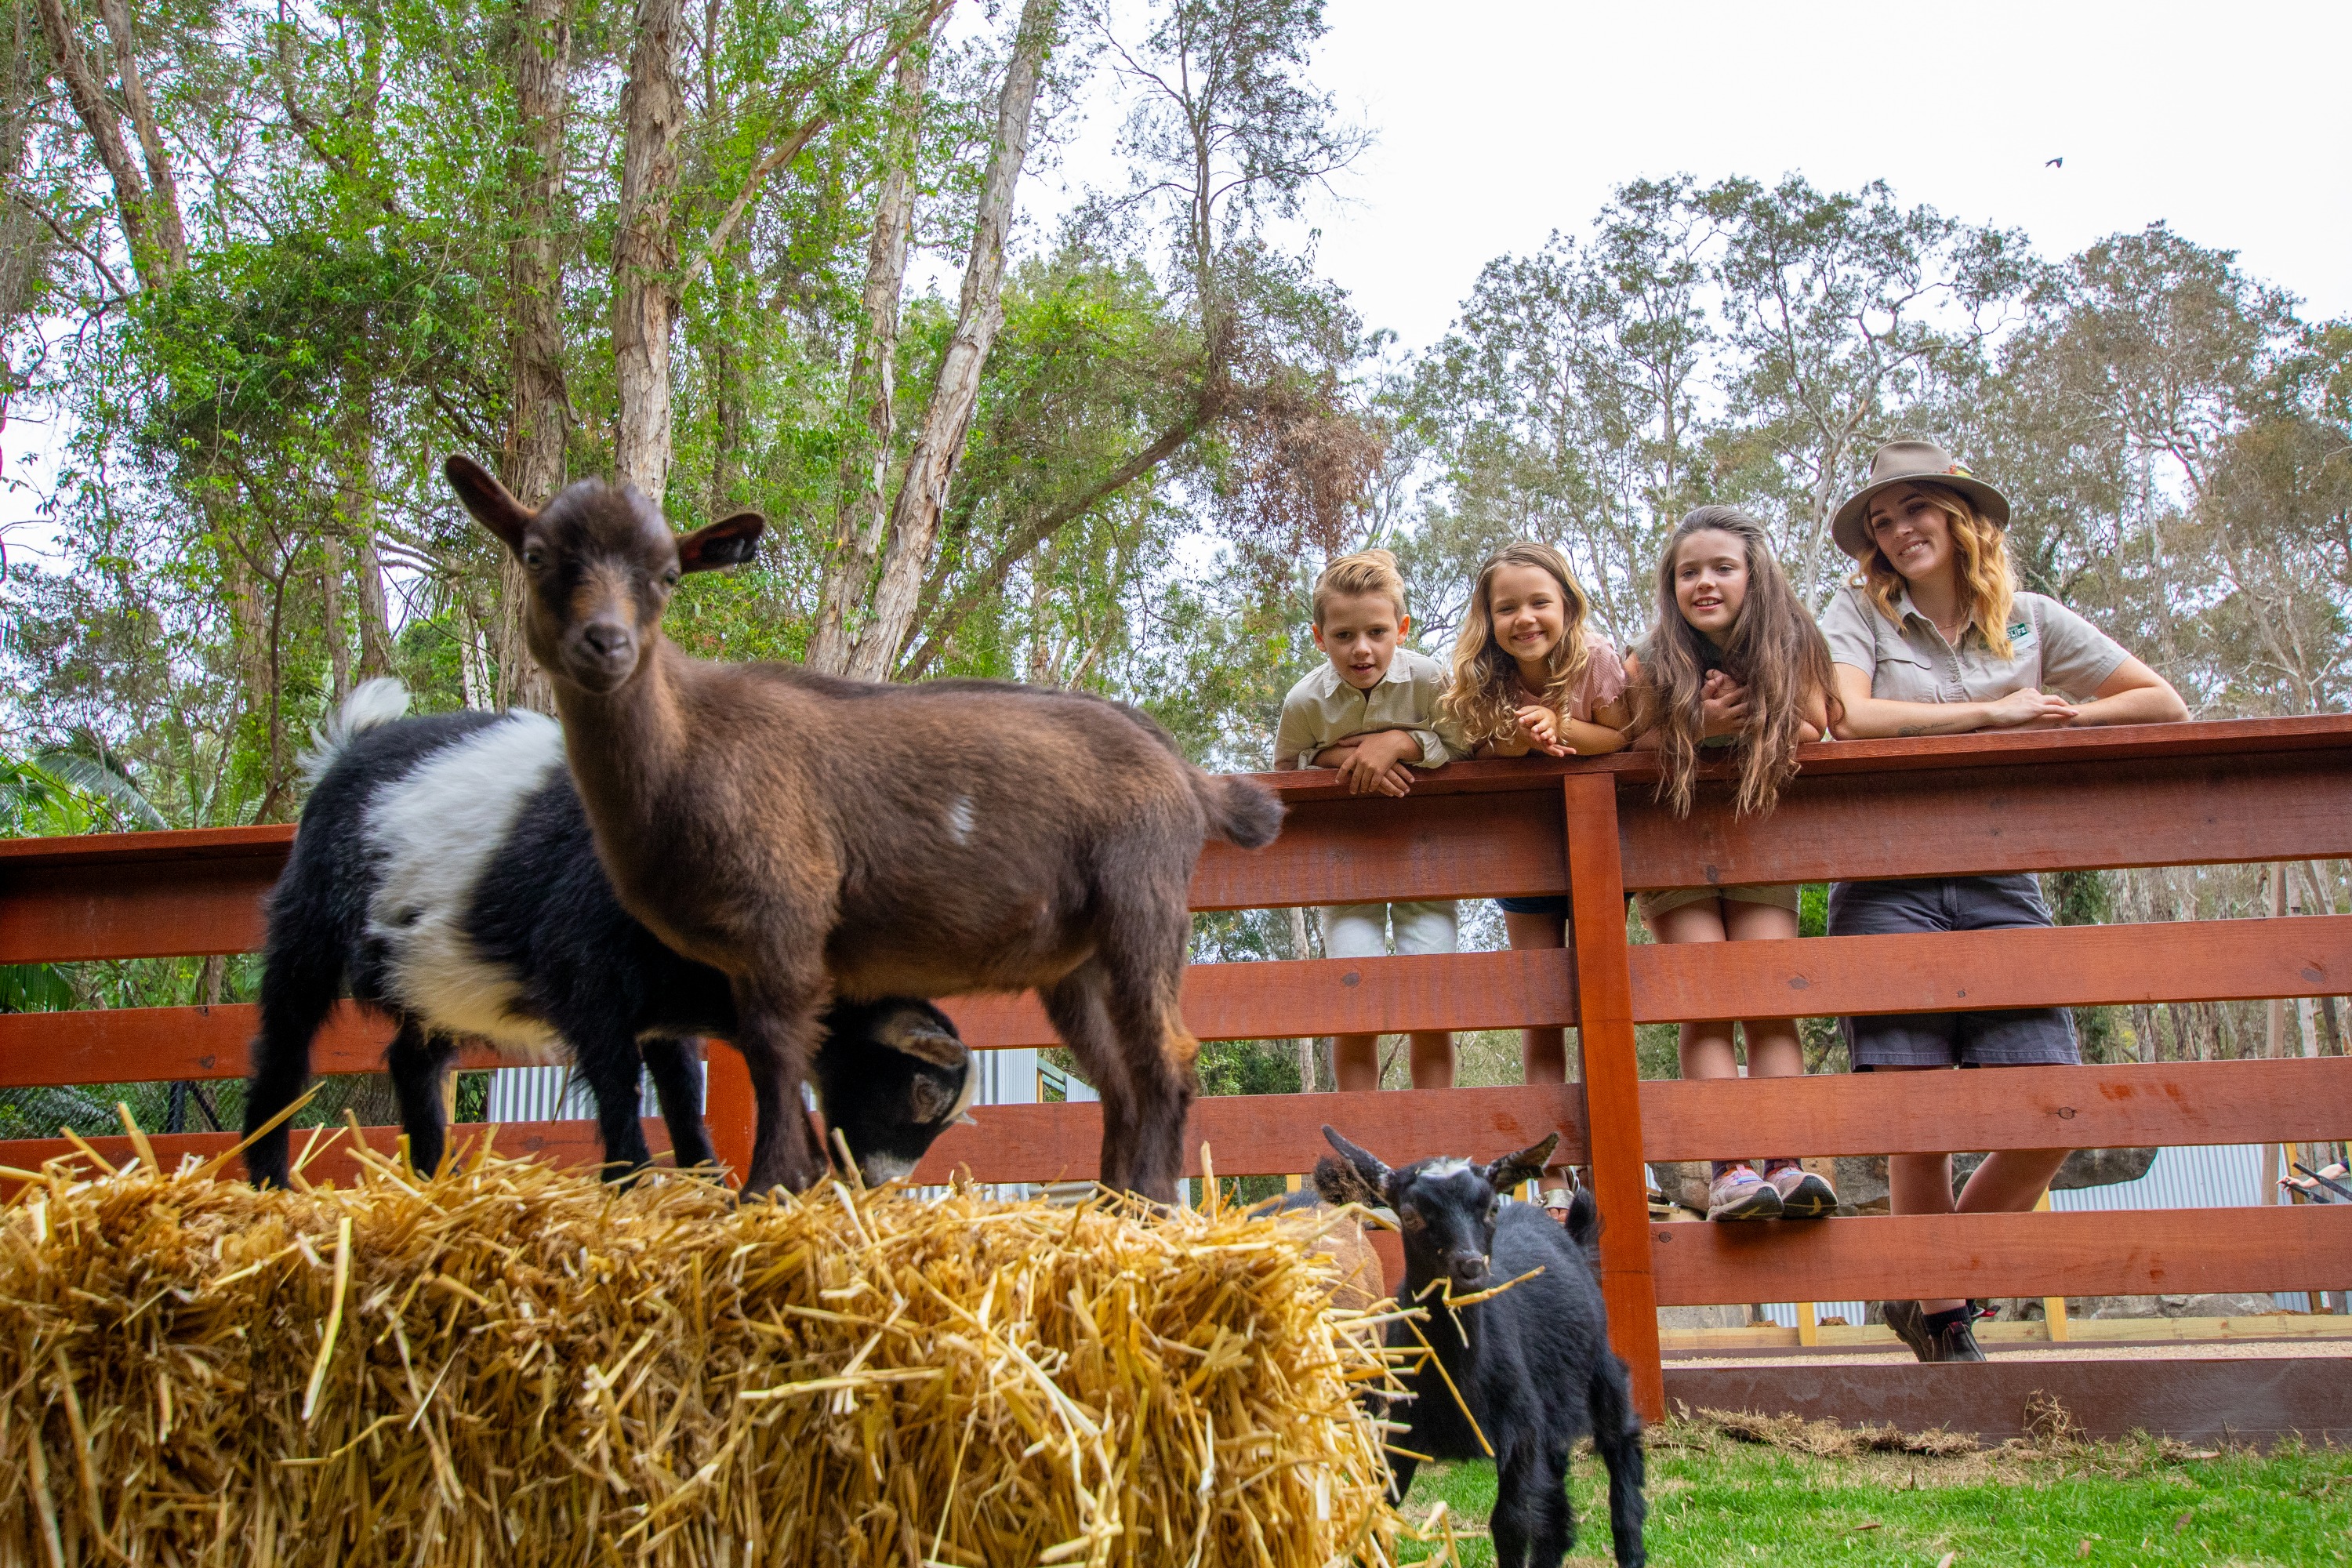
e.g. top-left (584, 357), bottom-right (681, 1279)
top-left (1273, 549), bottom-right (1457, 1091)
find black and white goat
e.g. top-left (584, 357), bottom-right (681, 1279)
top-left (241, 681), bottom-right (978, 1189)
top-left (1316, 1126), bottom-right (1646, 1568)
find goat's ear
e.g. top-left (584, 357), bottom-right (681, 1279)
top-left (1482, 1132), bottom-right (1560, 1193)
top-left (1312, 1154), bottom-right (1381, 1209)
top-left (1564, 1186), bottom-right (1602, 1249)
top-left (445, 456), bottom-right (534, 557)
top-left (873, 1009), bottom-right (967, 1072)
top-left (678, 511), bottom-right (764, 574)
top-left (1319, 1125), bottom-right (1392, 1203)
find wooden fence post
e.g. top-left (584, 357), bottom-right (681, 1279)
top-left (1562, 772), bottom-right (1666, 1421)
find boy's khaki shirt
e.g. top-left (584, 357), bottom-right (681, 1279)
top-left (1275, 647), bottom-right (1450, 770)
top-left (1817, 583), bottom-right (2129, 703)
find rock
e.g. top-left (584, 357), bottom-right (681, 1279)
top-left (2071, 1292), bottom-right (2285, 1319)
top-left (1657, 1304), bottom-right (1750, 1330)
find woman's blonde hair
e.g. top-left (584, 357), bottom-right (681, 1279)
top-left (1628, 507), bottom-right (1841, 818)
top-left (1438, 542), bottom-right (1595, 750)
top-left (1857, 481), bottom-right (2017, 658)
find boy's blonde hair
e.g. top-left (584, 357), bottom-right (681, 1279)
top-left (1312, 549), bottom-right (1408, 626)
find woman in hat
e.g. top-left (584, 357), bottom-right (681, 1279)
top-left (1819, 440), bottom-right (2187, 1363)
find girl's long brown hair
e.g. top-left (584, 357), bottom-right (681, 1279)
top-left (1857, 481), bottom-right (2018, 658)
top-left (1628, 507), bottom-right (1841, 818)
top-left (1438, 542), bottom-right (1595, 750)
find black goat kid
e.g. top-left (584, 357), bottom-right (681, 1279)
top-left (1316, 1127), bottom-right (1646, 1568)
top-left (243, 681), bottom-right (977, 1190)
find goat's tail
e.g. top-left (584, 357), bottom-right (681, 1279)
top-left (298, 677), bottom-right (412, 792)
top-left (1192, 771), bottom-right (1284, 849)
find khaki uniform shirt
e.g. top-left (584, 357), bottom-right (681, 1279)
top-left (1275, 647), bottom-right (1451, 769)
top-left (1817, 583), bottom-right (2129, 703)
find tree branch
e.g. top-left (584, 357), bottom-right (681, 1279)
top-left (897, 409), bottom-right (1201, 679)
top-left (5, 187), bottom-right (131, 303)
top-left (683, 0), bottom-right (953, 291)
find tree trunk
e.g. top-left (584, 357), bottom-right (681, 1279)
top-left (846, 0), bottom-right (1057, 681)
top-left (30, 0), bottom-right (171, 287)
top-left (612, 0), bottom-right (684, 502)
top-left (93, 0), bottom-right (186, 271)
top-left (323, 536), bottom-right (350, 704)
top-left (805, 35), bottom-right (929, 675)
top-left (497, 0), bottom-right (573, 715)
top-left (353, 534), bottom-right (397, 680)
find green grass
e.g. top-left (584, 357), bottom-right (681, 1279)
top-left (1392, 1422), bottom-right (2352, 1566)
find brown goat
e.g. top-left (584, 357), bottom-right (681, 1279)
top-left (445, 457), bottom-right (1283, 1201)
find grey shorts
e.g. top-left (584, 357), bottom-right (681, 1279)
top-left (1827, 875), bottom-right (2080, 1069)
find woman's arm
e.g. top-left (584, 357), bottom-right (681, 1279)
top-left (2065, 657), bottom-right (2189, 727)
top-left (1829, 664), bottom-right (2080, 739)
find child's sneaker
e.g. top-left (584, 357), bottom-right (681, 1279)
top-left (1706, 1163), bottom-right (1783, 1221)
top-left (1881, 1300), bottom-right (1987, 1362)
top-left (1763, 1159), bottom-right (1838, 1218)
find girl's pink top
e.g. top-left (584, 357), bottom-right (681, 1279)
top-left (1551, 634), bottom-right (1628, 720)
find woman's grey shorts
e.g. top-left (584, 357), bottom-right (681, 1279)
top-left (1827, 875), bottom-right (2080, 1069)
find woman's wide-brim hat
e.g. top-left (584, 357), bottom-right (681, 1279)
top-left (1831, 440), bottom-right (2011, 560)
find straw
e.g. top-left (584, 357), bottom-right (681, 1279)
top-left (0, 1129), bottom-right (1428, 1566)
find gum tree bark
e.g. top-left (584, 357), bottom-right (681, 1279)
top-left (612, 0), bottom-right (684, 500)
top-left (804, 36), bottom-right (930, 675)
top-left (499, 0), bottom-right (574, 714)
top-left (31, 0), bottom-right (178, 286)
top-left (846, 0), bottom-right (1058, 681)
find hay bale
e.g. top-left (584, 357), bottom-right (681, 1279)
top-left (0, 1135), bottom-right (1414, 1566)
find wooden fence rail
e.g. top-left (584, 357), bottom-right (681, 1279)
top-left (4, 716), bottom-right (2351, 1423)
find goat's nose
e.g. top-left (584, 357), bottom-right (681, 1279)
top-left (582, 621), bottom-right (633, 658)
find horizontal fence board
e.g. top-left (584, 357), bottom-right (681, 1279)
top-left (1192, 790), bottom-right (1563, 909)
top-left (1639, 1057), bottom-right (2352, 1162)
top-left (1628, 916), bottom-right (2352, 1023)
top-left (0, 1118), bottom-right (634, 1192)
top-left (1620, 748), bottom-right (2352, 890)
top-left (2, 953), bottom-right (1579, 1086)
top-left (0, 857), bottom-right (281, 963)
top-left (1663, 1357), bottom-right (2352, 1447)
top-left (943, 949), bottom-right (1580, 1050)
top-left (0, 1001), bottom-right (510, 1087)
top-left (1649, 1203), bottom-right (2352, 1305)
top-left (913, 1084), bottom-right (1592, 1185)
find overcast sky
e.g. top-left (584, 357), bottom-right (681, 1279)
top-left (1042, 0), bottom-right (2352, 354)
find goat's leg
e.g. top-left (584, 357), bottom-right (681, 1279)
top-left (1490, 1443), bottom-right (1539, 1568)
top-left (1382, 1451), bottom-right (1419, 1508)
top-left (1588, 1357), bottom-right (1648, 1568)
top-left (386, 1023), bottom-right (458, 1180)
top-left (1040, 964), bottom-right (1140, 1192)
top-left (644, 1036), bottom-right (717, 1171)
top-left (241, 929), bottom-right (347, 1189)
top-left (1079, 891), bottom-right (1198, 1202)
top-left (729, 978), bottom-right (828, 1197)
top-left (573, 1023), bottom-right (656, 1181)
top-left (1531, 1436), bottom-right (1576, 1566)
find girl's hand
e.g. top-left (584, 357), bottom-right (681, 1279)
top-left (1699, 670), bottom-right (1751, 737)
top-left (1513, 705), bottom-right (1573, 757)
top-left (1984, 687), bottom-right (2079, 729)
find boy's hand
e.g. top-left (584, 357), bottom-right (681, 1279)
top-left (1513, 705), bottom-right (1573, 757)
top-left (1334, 730), bottom-right (1421, 794)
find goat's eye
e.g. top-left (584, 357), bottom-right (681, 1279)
top-left (523, 548), bottom-right (545, 570)
top-left (662, 567), bottom-right (681, 586)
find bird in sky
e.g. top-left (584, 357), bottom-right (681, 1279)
top-left (2046, 156), bottom-right (2064, 169)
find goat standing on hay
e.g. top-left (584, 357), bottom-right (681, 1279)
top-left (446, 456), bottom-right (1283, 1200)
top-left (242, 680), bottom-right (977, 1190)
top-left (1317, 1126), bottom-right (1647, 1568)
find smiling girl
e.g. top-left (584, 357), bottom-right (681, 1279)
top-left (1624, 506), bottom-right (1841, 1221)
top-left (1436, 542), bottom-right (1630, 1084)
top-left (1820, 441), bottom-right (2187, 1362)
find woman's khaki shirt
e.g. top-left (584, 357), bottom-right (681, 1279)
top-left (1817, 583), bottom-right (2129, 703)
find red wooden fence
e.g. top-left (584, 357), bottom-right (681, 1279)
top-left (5, 716), bottom-right (2350, 1424)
